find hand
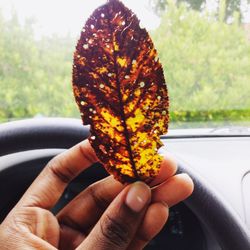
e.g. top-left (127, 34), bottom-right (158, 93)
top-left (0, 140), bottom-right (193, 250)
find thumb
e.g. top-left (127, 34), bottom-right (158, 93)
top-left (77, 182), bottom-right (151, 250)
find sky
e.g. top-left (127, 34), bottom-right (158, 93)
top-left (0, 0), bottom-right (160, 37)
top-left (1, 0), bottom-right (249, 38)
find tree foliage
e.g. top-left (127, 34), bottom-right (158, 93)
top-left (0, 7), bottom-right (249, 127)
top-left (0, 12), bottom-right (78, 122)
top-left (151, 0), bottom-right (203, 14)
top-left (150, 0), bottom-right (250, 22)
top-left (152, 3), bottom-right (250, 124)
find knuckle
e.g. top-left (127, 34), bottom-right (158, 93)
top-left (9, 208), bottom-right (37, 233)
top-left (37, 207), bottom-right (54, 220)
top-left (99, 213), bottom-right (130, 247)
top-left (58, 214), bottom-right (81, 231)
top-left (12, 208), bottom-right (54, 232)
top-left (47, 155), bottom-right (75, 184)
top-left (79, 141), bottom-right (98, 164)
top-left (87, 184), bottom-right (109, 211)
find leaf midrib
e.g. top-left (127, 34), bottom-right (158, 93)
top-left (106, 4), bottom-right (139, 179)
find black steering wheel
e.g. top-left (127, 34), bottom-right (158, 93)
top-left (0, 118), bottom-right (249, 250)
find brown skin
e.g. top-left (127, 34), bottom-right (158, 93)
top-left (0, 140), bottom-right (193, 250)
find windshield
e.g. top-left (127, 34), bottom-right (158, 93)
top-left (0, 0), bottom-right (250, 129)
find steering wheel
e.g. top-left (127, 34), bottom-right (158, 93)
top-left (0, 118), bottom-right (249, 250)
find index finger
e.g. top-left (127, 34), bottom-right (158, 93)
top-left (149, 153), bottom-right (178, 187)
top-left (18, 139), bottom-right (98, 209)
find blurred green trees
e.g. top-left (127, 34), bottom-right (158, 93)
top-left (151, 0), bottom-right (250, 22)
top-left (152, 2), bottom-right (250, 124)
top-left (0, 12), bottom-right (78, 122)
top-left (0, 5), bottom-right (249, 127)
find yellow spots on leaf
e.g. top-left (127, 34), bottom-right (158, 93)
top-left (131, 59), bottom-right (138, 72)
top-left (149, 49), bottom-right (156, 58)
top-left (133, 132), bottom-right (148, 146)
top-left (138, 154), bottom-right (162, 177)
top-left (117, 164), bottom-right (134, 177)
top-left (124, 88), bottom-right (142, 113)
top-left (131, 133), bottom-right (157, 154)
top-left (138, 146), bottom-right (162, 172)
top-left (122, 91), bottom-right (129, 102)
top-left (130, 133), bottom-right (162, 178)
top-left (73, 0), bottom-right (169, 183)
top-left (138, 147), bottom-right (156, 166)
top-left (126, 108), bottom-right (145, 132)
top-left (126, 101), bottom-right (135, 113)
top-left (113, 41), bottom-right (119, 51)
top-left (98, 67), bottom-right (108, 74)
top-left (142, 98), bottom-right (153, 111)
top-left (134, 88), bottom-right (141, 98)
top-left (89, 72), bottom-right (98, 79)
top-left (117, 57), bottom-right (127, 67)
top-left (155, 118), bottom-right (165, 129)
top-left (115, 152), bottom-right (129, 163)
top-left (106, 154), bottom-right (135, 178)
top-left (95, 122), bottom-right (123, 142)
top-left (101, 108), bottom-right (124, 132)
top-left (76, 56), bottom-right (86, 66)
top-left (73, 86), bottom-right (81, 98)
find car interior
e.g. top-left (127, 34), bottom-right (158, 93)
top-left (1, 0), bottom-right (250, 249)
top-left (1, 118), bottom-right (250, 250)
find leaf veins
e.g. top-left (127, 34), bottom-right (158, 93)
top-left (72, 0), bottom-right (169, 183)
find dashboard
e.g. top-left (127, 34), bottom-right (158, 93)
top-left (163, 135), bottom-right (250, 222)
top-left (1, 118), bottom-right (250, 249)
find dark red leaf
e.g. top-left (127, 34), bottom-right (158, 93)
top-left (73, 0), bottom-right (169, 183)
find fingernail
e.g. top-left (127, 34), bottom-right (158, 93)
top-left (125, 182), bottom-right (151, 213)
top-left (180, 173), bottom-right (192, 182)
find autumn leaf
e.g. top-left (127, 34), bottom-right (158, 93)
top-left (72, 0), bottom-right (169, 183)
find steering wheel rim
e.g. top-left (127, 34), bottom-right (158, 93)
top-left (0, 118), bottom-right (250, 250)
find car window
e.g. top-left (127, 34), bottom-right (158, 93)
top-left (0, 0), bottom-right (249, 129)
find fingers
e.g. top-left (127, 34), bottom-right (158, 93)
top-left (57, 176), bottom-right (123, 232)
top-left (57, 153), bottom-right (176, 233)
top-left (152, 173), bottom-right (194, 207)
top-left (77, 182), bottom-right (151, 250)
top-left (128, 202), bottom-right (169, 250)
top-left (128, 174), bottom-right (193, 250)
top-left (59, 225), bottom-right (85, 250)
top-left (149, 153), bottom-right (178, 187)
top-left (19, 140), bottom-right (98, 209)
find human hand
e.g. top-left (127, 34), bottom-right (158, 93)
top-left (0, 140), bottom-right (193, 250)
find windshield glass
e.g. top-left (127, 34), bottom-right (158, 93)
top-left (0, 0), bottom-right (250, 129)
